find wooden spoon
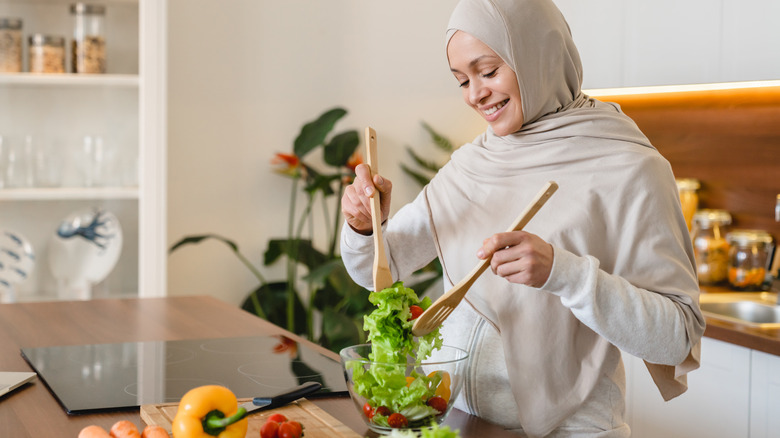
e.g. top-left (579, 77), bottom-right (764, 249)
top-left (411, 181), bottom-right (558, 336)
top-left (366, 127), bottom-right (393, 292)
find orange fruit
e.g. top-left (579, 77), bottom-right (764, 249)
top-left (428, 371), bottom-right (451, 402)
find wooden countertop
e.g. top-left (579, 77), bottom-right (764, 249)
top-left (0, 296), bottom-right (517, 438)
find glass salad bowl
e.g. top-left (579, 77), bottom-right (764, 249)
top-left (339, 344), bottom-right (469, 435)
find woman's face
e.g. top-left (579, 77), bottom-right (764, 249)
top-left (447, 31), bottom-right (524, 136)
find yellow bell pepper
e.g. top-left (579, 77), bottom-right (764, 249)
top-left (172, 385), bottom-right (249, 438)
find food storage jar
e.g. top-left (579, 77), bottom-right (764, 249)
top-left (0, 18), bottom-right (23, 73)
top-left (29, 34), bottom-right (66, 74)
top-left (70, 3), bottom-right (106, 74)
top-left (726, 229), bottom-right (774, 291)
top-left (676, 178), bottom-right (700, 231)
top-left (692, 209), bottom-right (732, 285)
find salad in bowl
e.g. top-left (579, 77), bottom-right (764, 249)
top-left (340, 282), bottom-right (468, 435)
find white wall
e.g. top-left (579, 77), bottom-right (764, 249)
top-left (166, 0), bottom-right (484, 304)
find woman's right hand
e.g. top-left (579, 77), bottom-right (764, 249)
top-left (341, 163), bottom-right (392, 235)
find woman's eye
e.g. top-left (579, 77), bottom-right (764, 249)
top-left (481, 68), bottom-right (498, 78)
top-left (458, 79), bottom-right (470, 88)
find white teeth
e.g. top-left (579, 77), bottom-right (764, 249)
top-left (483, 100), bottom-right (506, 115)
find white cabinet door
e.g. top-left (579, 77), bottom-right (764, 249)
top-left (623, 0), bottom-right (722, 87)
top-left (624, 337), bottom-right (751, 438)
top-left (749, 350), bottom-right (780, 438)
top-left (552, 0), bottom-right (626, 89)
top-left (721, 0), bottom-right (780, 83)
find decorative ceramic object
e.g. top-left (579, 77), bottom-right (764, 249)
top-left (48, 209), bottom-right (123, 300)
top-left (0, 229), bottom-right (36, 303)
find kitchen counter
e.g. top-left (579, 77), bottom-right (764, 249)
top-left (699, 288), bottom-right (780, 357)
top-left (0, 296), bottom-right (517, 438)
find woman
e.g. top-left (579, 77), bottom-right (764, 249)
top-left (340, 0), bottom-right (705, 436)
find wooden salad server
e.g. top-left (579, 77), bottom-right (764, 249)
top-left (366, 127), bottom-right (393, 292)
top-left (412, 181), bottom-right (559, 336)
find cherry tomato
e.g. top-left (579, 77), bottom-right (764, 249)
top-left (267, 413), bottom-right (288, 424)
top-left (408, 305), bottom-right (424, 320)
top-left (278, 421), bottom-right (302, 438)
top-left (375, 406), bottom-right (392, 417)
top-left (284, 421), bottom-right (303, 436)
top-left (259, 420), bottom-right (280, 438)
top-left (363, 402), bottom-right (375, 419)
top-left (387, 413), bottom-right (409, 428)
top-left (427, 395), bottom-right (448, 414)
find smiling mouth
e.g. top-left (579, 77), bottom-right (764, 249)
top-left (483, 99), bottom-right (509, 116)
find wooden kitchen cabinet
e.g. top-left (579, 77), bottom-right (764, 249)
top-left (0, 0), bottom-right (166, 302)
top-left (623, 337), bottom-right (752, 438)
top-left (554, 0), bottom-right (780, 89)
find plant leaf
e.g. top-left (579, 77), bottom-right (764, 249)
top-left (421, 121), bottom-right (454, 152)
top-left (241, 282), bottom-right (308, 335)
top-left (169, 234), bottom-right (239, 253)
top-left (320, 307), bottom-right (366, 352)
top-left (400, 164), bottom-right (432, 187)
top-left (405, 146), bottom-right (441, 173)
top-left (264, 239), bottom-right (328, 270)
top-left (294, 107), bottom-right (347, 159)
top-left (323, 130), bottom-right (360, 167)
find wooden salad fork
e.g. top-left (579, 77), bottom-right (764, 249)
top-left (411, 181), bottom-right (559, 337)
top-left (366, 127), bottom-right (393, 292)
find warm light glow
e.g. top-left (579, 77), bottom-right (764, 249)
top-left (585, 79), bottom-right (780, 97)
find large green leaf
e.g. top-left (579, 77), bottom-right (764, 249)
top-left (323, 130), bottom-right (360, 167)
top-left (302, 167), bottom-right (338, 196)
top-left (320, 307), bottom-right (365, 352)
top-left (264, 239), bottom-right (328, 270)
top-left (294, 108), bottom-right (347, 158)
top-left (241, 282), bottom-right (308, 335)
top-left (169, 234), bottom-right (238, 254)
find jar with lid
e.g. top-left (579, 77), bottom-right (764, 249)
top-left (29, 34), bottom-right (66, 74)
top-left (0, 18), bottom-right (23, 73)
top-left (691, 209), bottom-right (732, 285)
top-left (676, 178), bottom-right (700, 231)
top-left (726, 229), bottom-right (774, 291)
top-left (70, 3), bottom-right (106, 74)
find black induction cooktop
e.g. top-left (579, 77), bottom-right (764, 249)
top-left (20, 335), bottom-right (347, 414)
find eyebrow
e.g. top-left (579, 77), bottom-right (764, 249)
top-left (450, 54), bottom-right (501, 73)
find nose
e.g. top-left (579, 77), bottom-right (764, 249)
top-left (468, 79), bottom-right (490, 106)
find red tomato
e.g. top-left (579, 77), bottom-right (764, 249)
top-left (408, 305), bottom-right (424, 320)
top-left (375, 406), bottom-right (392, 417)
top-left (284, 421), bottom-right (302, 436)
top-left (363, 402), bottom-right (375, 419)
top-left (267, 413), bottom-right (288, 424)
top-left (259, 420), bottom-right (280, 438)
top-left (278, 421), bottom-right (302, 438)
top-left (387, 413), bottom-right (409, 428)
top-left (427, 395), bottom-right (448, 414)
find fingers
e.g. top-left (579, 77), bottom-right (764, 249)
top-left (341, 164), bottom-right (393, 234)
top-left (477, 231), bottom-right (553, 288)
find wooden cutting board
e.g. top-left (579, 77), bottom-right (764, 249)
top-left (141, 398), bottom-right (361, 437)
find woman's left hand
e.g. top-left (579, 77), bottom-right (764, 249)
top-left (477, 231), bottom-right (554, 288)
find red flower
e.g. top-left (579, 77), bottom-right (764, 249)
top-left (343, 151), bottom-right (363, 183)
top-left (272, 153), bottom-right (301, 177)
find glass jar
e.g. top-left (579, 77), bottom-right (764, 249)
top-left (0, 18), bottom-right (23, 73)
top-left (726, 230), bottom-right (774, 291)
top-left (70, 3), bottom-right (106, 74)
top-left (29, 34), bottom-right (66, 74)
top-left (692, 209), bottom-right (732, 285)
top-left (676, 178), bottom-right (700, 231)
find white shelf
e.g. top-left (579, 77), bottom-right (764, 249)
top-left (0, 187), bottom-right (139, 201)
top-left (0, 73), bottom-right (139, 87)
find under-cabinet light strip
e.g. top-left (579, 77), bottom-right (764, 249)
top-left (585, 79), bottom-right (780, 97)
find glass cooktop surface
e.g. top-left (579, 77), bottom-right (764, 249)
top-left (21, 335), bottom-right (347, 414)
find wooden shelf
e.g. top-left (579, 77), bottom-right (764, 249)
top-left (0, 73), bottom-right (139, 87)
top-left (0, 187), bottom-right (139, 201)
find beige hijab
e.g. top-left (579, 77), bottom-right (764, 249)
top-left (424, 0), bottom-right (704, 435)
